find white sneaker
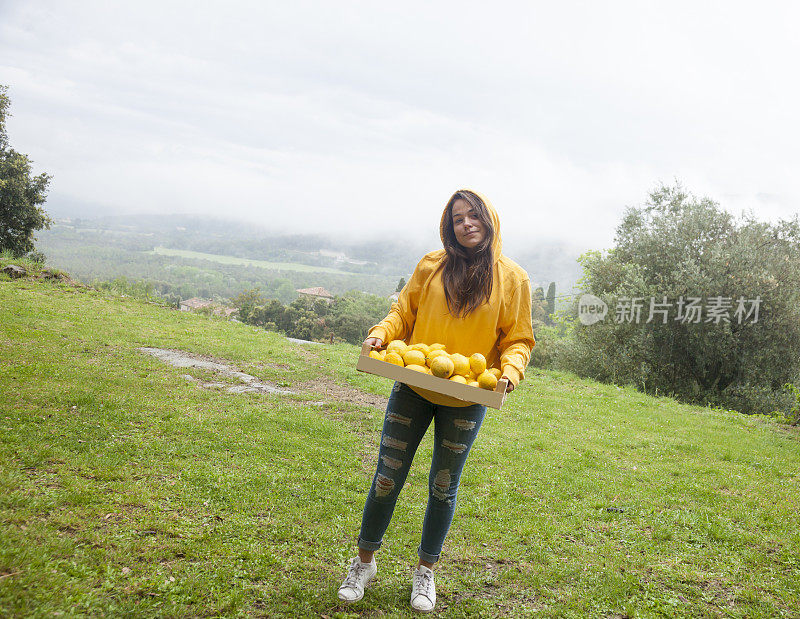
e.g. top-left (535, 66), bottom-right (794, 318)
top-left (410, 565), bottom-right (436, 612)
top-left (337, 557), bottom-right (377, 602)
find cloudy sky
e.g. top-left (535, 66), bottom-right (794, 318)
top-left (1, 0), bottom-right (799, 251)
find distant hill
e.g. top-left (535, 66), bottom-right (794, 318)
top-left (37, 214), bottom-right (583, 305)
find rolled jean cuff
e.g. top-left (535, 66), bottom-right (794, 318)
top-left (357, 536), bottom-right (382, 552)
top-left (417, 545), bottom-right (440, 564)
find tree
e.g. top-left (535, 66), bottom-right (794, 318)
top-left (559, 183), bottom-right (800, 414)
top-left (396, 277), bottom-right (406, 292)
top-left (545, 282), bottom-right (556, 324)
top-left (531, 286), bottom-right (547, 324)
top-left (232, 288), bottom-right (267, 323)
top-left (0, 85), bottom-right (52, 256)
top-left (329, 290), bottom-right (391, 344)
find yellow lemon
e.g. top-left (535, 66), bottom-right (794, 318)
top-left (467, 380), bottom-right (480, 388)
top-left (430, 355), bottom-right (455, 379)
top-left (403, 349), bottom-right (426, 367)
top-left (410, 343), bottom-right (431, 357)
top-left (450, 353), bottom-right (470, 377)
top-left (449, 374), bottom-right (467, 384)
top-left (430, 343), bottom-right (447, 351)
top-left (368, 350), bottom-right (382, 360)
top-left (488, 368), bottom-right (502, 379)
top-left (426, 349), bottom-right (448, 366)
top-left (406, 364), bottom-right (428, 373)
top-left (469, 353), bottom-right (487, 375)
top-left (384, 352), bottom-right (404, 366)
top-left (477, 371), bottom-right (498, 390)
top-left (467, 369), bottom-right (477, 381)
top-left (386, 340), bottom-right (408, 356)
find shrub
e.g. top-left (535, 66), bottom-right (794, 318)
top-left (557, 183), bottom-right (800, 414)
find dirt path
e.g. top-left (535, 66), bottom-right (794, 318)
top-left (138, 347), bottom-right (293, 395)
top-left (137, 347), bottom-right (388, 411)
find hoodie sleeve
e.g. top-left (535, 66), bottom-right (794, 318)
top-left (367, 256), bottom-right (430, 343)
top-left (497, 277), bottom-right (535, 386)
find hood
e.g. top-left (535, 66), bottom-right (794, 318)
top-left (439, 189), bottom-right (503, 263)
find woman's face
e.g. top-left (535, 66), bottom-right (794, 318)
top-left (451, 198), bottom-right (486, 252)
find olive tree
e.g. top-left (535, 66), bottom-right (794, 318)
top-left (559, 184), bottom-right (800, 415)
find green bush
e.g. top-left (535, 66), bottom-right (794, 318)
top-left (94, 277), bottom-right (169, 305)
top-left (232, 288), bottom-right (390, 345)
top-left (783, 383), bottom-right (800, 425)
top-left (556, 183), bottom-right (800, 415)
top-left (529, 318), bottom-right (572, 369)
top-left (27, 251), bottom-right (46, 264)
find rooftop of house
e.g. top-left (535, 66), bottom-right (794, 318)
top-left (296, 287), bottom-right (334, 299)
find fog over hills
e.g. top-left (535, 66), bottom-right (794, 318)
top-left (40, 212), bottom-right (583, 303)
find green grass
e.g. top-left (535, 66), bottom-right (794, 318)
top-left (1, 269), bottom-right (799, 617)
top-left (150, 246), bottom-right (357, 275)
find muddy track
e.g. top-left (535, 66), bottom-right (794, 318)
top-left (138, 347), bottom-right (387, 410)
top-left (138, 347), bottom-right (293, 395)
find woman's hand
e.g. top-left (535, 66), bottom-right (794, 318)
top-left (364, 337), bottom-right (384, 350)
top-left (502, 376), bottom-right (515, 393)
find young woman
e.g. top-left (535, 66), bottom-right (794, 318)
top-left (338, 189), bottom-right (535, 612)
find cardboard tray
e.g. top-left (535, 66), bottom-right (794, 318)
top-left (356, 342), bottom-right (508, 409)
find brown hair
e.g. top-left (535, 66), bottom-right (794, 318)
top-left (441, 190), bottom-right (494, 317)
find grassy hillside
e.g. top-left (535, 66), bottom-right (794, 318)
top-left (1, 266), bottom-right (798, 617)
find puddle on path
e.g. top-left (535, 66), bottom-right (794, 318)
top-left (138, 347), bottom-right (293, 395)
top-left (138, 347), bottom-right (389, 413)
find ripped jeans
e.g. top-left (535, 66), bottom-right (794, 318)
top-left (358, 382), bottom-right (487, 563)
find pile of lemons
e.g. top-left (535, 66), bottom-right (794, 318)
top-left (368, 340), bottom-right (502, 390)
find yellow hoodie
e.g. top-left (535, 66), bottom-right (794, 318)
top-left (368, 190), bottom-right (535, 407)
